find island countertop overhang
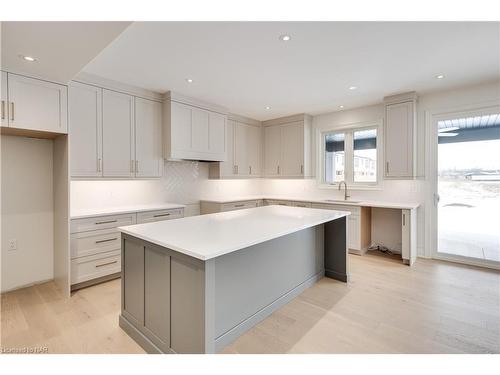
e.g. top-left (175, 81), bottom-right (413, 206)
top-left (118, 205), bottom-right (350, 261)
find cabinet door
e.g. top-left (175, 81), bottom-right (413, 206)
top-left (7, 73), bottom-right (68, 133)
top-left (221, 120), bottom-right (235, 176)
top-left (1, 71), bottom-right (8, 127)
top-left (102, 89), bottom-right (134, 177)
top-left (208, 112), bottom-right (226, 156)
top-left (135, 97), bottom-right (162, 178)
top-left (170, 101), bottom-right (192, 152)
top-left (69, 82), bottom-right (102, 177)
top-left (264, 125), bottom-right (281, 176)
top-left (281, 121), bottom-right (304, 176)
top-left (385, 101), bottom-right (414, 177)
top-left (191, 108), bottom-right (210, 152)
top-left (247, 124), bottom-right (262, 176)
top-left (348, 215), bottom-right (361, 250)
top-left (234, 122), bottom-right (249, 176)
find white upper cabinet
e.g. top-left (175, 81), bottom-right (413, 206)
top-left (102, 89), bottom-right (134, 177)
top-left (163, 92), bottom-right (227, 162)
top-left (135, 97), bottom-right (162, 178)
top-left (69, 82), bottom-right (102, 177)
top-left (247, 124), bottom-right (262, 176)
top-left (1, 71), bottom-right (7, 127)
top-left (234, 122), bottom-right (250, 176)
top-left (209, 117), bottom-right (262, 179)
top-left (262, 114), bottom-right (312, 178)
top-left (384, 92), bottom-right (417, 179)
top-left (263, 125), bottom-right (282, 176)
top-left (2, 72), bottom-right (67, 133)
top-left (281, 121), bottom-right (305, 176)
top-left (69, 81), bottom-right (162, 179)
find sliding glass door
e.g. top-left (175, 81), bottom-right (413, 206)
top-left (436, 112), bottom-right (500, 266)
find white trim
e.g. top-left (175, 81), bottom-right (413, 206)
top-left (426, 101), bottom-right (500, 265)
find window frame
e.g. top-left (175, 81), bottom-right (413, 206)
top-left (318, 120), bottom-right (382, 190)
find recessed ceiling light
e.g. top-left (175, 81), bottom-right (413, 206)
top-left (185, 78), bottom-right (193, 83)
top-left (279, 35), bottom-right (291, 42)
top-left (19, 55), bottom-right (37, 62)
top-left (339, 105), bottom-right (344, 109)
top-left (265, 106), bottom-right (271, 110)
top-left (348, 86), bottom-right (357, 90)
top-left (436, 74), bottom-right (445, 79)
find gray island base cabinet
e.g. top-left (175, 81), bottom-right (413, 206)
top-left (118, 207), bottom-right (348, 354)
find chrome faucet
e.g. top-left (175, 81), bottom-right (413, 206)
top-left (338, 181), bottom-right (350, 201)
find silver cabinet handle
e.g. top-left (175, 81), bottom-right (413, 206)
top-left (249, 165), bottom-right (252, 174)
top-left (95, 238), bottom-right (118, 244)
top-left (277, 165), bottom-right (280, 174)
top-left (301, 164), bottom-right (304, 174)
top-left (402, 213), bottom-right (406, 226)
top-left (153, 213), bottom-right (171, 218)
top-left (95, 219), bottom-right (117, 225)
top-left (234, 204), bottom-right (245, 208)
top-left (386, 162), bottom-right (389, 173)
top-left (97, 158), bottom-right (102, 172)
top-left (135, 160), bottom-right (139, 174)
top-left (10, 102), bottom-right (14, 121)
top-left (1, 100), bottom-right (4, 120)
top-left (95, 260), bottom-right (118, 268)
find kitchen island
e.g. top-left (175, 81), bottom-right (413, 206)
top-left (118, 205), bottom-right (350, 354)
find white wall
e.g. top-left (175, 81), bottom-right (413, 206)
top-left (1, 136), bottom-right (55, 292)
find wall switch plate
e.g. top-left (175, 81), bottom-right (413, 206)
top-left (8, 239), bottom-right (17, 251)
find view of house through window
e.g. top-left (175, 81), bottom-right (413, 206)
top-left (324, 132), bottom-right (345, 183)
top-left (437, 113), bottom-right (500, 263)
top-left (353, 129), bottom-right (377, 182)
top-left (324, 126), bottom-right (378, 185)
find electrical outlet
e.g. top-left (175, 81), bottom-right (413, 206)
top-left (8, 239), bottom-right (17, 251)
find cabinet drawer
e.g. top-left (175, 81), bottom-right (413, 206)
top-left (71, 213), bottom-right (136, 233)
top-left (137, 208), bottom-right (184, 224)
top-left (221, 200), bottom-right (258, 212)
top-left (311, 203), bottom-right (360, 216)
top-left (71, 250), bottom-right (121, 285)
top-left (291, 201), bottom-right (311, 208)
top-left (70, 228), bottom-right (121, 259)
top-left (264, 199), bottom-right (292, 206)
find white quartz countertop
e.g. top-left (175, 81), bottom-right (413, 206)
top-left (200, 196), bottom-right (420, 210)
top-left (118, 205), bottom-right (350, 261)
top-left (71, 203), bottom-right (186, 220)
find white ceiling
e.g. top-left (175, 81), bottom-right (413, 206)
top-left (1, 21), bottom-right (131, 83)
top-left (83, 22), bottom-right (500, 120)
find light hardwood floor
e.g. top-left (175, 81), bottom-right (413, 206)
top-left (1, 254), bottom-right (499, 354)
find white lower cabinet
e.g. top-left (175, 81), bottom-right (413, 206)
top-left (70, 207), bottom-right (184, 289)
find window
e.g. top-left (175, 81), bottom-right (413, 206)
top-left (324, 133), bottom-right (345, 183)
top-left (321, 124), bottom-right (379, 186)
top-left (353, 128), bottom-right (377, 183)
